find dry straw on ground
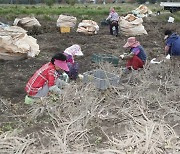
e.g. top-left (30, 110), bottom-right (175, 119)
top-left (0, 60), bottom-right (180, 154)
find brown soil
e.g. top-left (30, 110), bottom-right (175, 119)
top-left (0, 15), bottom-right (180, 152)
top-left (0, 16), bottom-right (179, 104)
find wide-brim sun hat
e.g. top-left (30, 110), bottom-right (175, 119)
top-left (123, 37), bottom-right (140, 48)
top-left (64, 44), bottom-right (83, 56)
top-left (54, 59), bottom-right (69, 72)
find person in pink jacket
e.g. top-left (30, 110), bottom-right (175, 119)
top-left (63, 44), bottom-right (83, 80)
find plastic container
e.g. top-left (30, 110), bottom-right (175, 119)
top-left (83, 69), bottom-right (120, 90)
top-left (60, 27), bottom-right (70, 33)
top-left (91, 53), bottom-right (119, 67)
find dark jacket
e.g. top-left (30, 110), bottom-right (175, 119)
top-left (166, 33), bottom-right (180, 56)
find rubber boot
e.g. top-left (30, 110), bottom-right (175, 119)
top-left (24, 95), bottom-right (36, 105)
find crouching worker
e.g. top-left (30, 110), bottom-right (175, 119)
top-left (24, 53), bottom-right (69, 104)
top-left (106, 7), bottom-right (119, 36)
top-left (63, 44), bottom-right (83, 80)
top-left (120, 37), bottom-right (147, 70)
top-left (164, 30), bottom-right (180, 56)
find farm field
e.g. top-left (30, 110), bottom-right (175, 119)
top-left (0, 4), bottom-right (180, 153)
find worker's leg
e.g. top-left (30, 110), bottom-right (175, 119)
top-left (33, 84), bottom-right (49, 97)
top-left (126, 59), bottom-right (133, 69)
top-left (25, 84), bottom-right (49, 104)
top-left (126, 56), bottom-right (144, 70)
top-left (109, 23), bottom-right (113, 35)
top-left (114, 22), bottom-right (119, 36)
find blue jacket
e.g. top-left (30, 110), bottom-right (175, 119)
top-left (166, 33), bottom-right (180, 56)
top-left (131, 45), bottom-right (147, 62)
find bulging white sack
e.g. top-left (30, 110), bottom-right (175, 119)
top-left (77, 20), bottom-right (99, 34)
top-left (132, 5), bottom-right (152, 18)
top-left (0, 26), bottom-right (40, 60)
top-left (119, 14), bottom-right (147, 36)
top-left (57, 14), bottom-right (77, 28)
top-left (13, 17), bottom-right (41, 28)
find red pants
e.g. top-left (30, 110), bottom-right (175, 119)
top-left (126, 55), bottom-right (144, 70)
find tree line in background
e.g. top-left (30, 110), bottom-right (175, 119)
top-left (0, 0), bottom-right (179, 5)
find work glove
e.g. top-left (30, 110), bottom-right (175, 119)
top-left (59, 72), bottom-right (69, 83)
top-left (119, 54), bottom-right (125, 59)
top-left (78, 74), bottom-right (84, 80)
top-left (62, 72), bottom-right (69, 83)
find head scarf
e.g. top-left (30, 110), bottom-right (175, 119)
top-left (64, 44), bottom-right (83, 56)
top-left (123, 37), bottom-right (140, 48)
top-left (110, 7), bottom-right (115, 13)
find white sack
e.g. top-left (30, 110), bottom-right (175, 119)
top-left (57, 14), bottom-right (77, 28)
top-left (76, 20), bottom-right (99, 34)
top-left (0, 26), bottom-right (40, 59)
top-left (119, 15), bottom-right (147, 36)
top-left (13, 17), bottom-right (41, 28)
top-left (132, 5), bottom-right (152, 18)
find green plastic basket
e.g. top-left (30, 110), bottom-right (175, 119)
top-left (91, 53), bottom-right (119, 67)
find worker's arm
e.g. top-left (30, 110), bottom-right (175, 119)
top-left (106, 13), bottom-right (111, 21)
top-left (120, 52), bottom-right (134, 60)
top-left (165, 45), bottom-right (170, 55)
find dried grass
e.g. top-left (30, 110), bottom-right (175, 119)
top-left (0, 61), bottom-right (180, 153)
top-left (0, 131), bottom-right (35, 154)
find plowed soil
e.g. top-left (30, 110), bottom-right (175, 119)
top-left (0, 16), bottom-right (179, 104)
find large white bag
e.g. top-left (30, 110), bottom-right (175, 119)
top-left (0, 26), bottom-right (40, 60)
top-left (119, 14), bottom-right (147, 36)
top-left (132, 5), bottom-right (152, 18)
top-left (76, 20), bottom-right (99, 34)
top-left (57, 14), bottom-right (77, 28)
top-left (13, 17), bottom-right (41, 28)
